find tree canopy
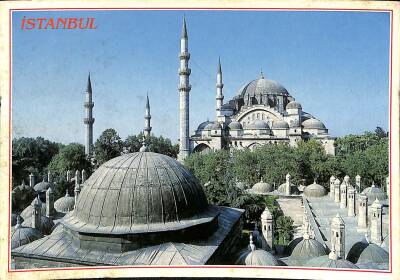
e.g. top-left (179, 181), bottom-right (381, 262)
top-left (93, 128), bottom-right (124, 166)
top-left (124, 132), bottom-right (179, 158)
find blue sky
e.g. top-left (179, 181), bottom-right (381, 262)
top-left (12, 10), bottom-right (390, 144)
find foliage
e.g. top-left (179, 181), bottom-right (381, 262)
top-left (12, 137), bottom-right (61, 185)
top-left (48, 143), bottom-right (91, 181)
top-left (124, 132), bottom-right (179, 158)
top-left (276, 216), bottom-right (294, 245)
top-left (93, 128), bottom-right (123, 166)
top-left (12, 185), bottom-right (36, 212)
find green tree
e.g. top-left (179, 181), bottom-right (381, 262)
top-left (276, 216), bottom-right (294, 245)
top-left (124, 133), bottom-right (179, 158)
top-left (93, 128), bottom-right (123, 166)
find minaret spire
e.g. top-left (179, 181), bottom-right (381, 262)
top-left (177, 17), bottom-right (191, 162)
top-left (83, 72), bottom-right (95, 157)
top-left (144, 93), bottom-right (152, 137)
top-left (216, 57), bottom-right (224, 121)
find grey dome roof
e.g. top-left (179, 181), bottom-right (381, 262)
top-left (204, 122), bottom-right (222, 130)
top-left (251, 180), bottom-right (273, 194)
top-left (246, 120), bottom-right (270, 130)
top-left (229, 121), bottom-right (243, 130)
top-left (362, 185), bottom-right (387, 202)
top-left (285, 237), bottom-right (303, 256)
top-left (20, 198), bottom-right (46, 219)
top-left (62, 152), bottom-right (216, 235)
top-left (347, 242), bottom-right (389, 264)
top-left (286, 101), bottom-right (302, 110)
top-left (304, 255), bottom-right (359, 269)
top-left (14, 181), bottom-right (32, 191)
top-left (236, 248), bottom-right (280, 266)
top-left (302, 118), bottom-right (326, 130)
top-left (272, 120), bottom-right (289, 129)
top-left (291, 238), bottom-right (328, 258)
top-left (236, 77), bottom-right (289, 98)
top-left (11, 213), bottom-right (22, 226)
top-left (196, 120), bottom-right (212, 131)
top-left (22, 215), bottom-right (55, 235)
top-left (54, 192), bottom-right (75, 213)
top-left (11, 224), bottom-right (43, 249)
top-left (303, 182), bottom-right (327, 197)
top-left (33, 180), bottom-right (52, 192)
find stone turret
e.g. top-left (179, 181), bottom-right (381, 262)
top-left (74, 181), bottom-right (81, 208)
top-left (331, 213), bottom-right (345, 259)
top-left (144, 93), bottom-right (152, 137)
top-left (75, 170), bottom-right (81, 185)
top-left (216, 58), bottom-right (224, 121)
top-left (84, 73), bottom-right (95, 157)
top-left (46, 187), bottom-right (54, 218)
top-left (370, 198), bottom-right (383, 244)
top-left (340, 180), bottom-right (347, 209)
top-left (66, 170), bottom-right (72, 182)
top-left (29, 173), bottom-right (35, 188)
top-left (334, 178), bottom-right (341, 203)
top-left (261, 207), bottom-right (274, 252)
top-left (177, 17), bottom-right (191, 162)
top-left (329, 175), bottom-right (336, 198)
top-left (355, 174), bottom-right (361, 192)
top-left (32, 197), bottom-right (41, 230)
top-left (285, 173), bottom-right (291, 196)
top-left (357, 194), bottom-right (368, 230)
top-left (81, 169), bottom-right (87, 183)
top-left (347, 187), bottom-right (356, 216)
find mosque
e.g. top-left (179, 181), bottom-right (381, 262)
top-left (10, 18), bottom-right (389, 270)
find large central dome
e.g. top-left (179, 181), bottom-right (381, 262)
top-left (235, 76), bottom-right (289, 98)
top-left (62, 152), bottom-right (215, 235)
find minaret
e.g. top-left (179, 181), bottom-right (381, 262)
top-left (331, 213), bottom-right (345, 259)
top-left (216, 58), bottom-right (224, 121)
top-left (84, 73), bottom-right (95, 157)
top-left (357, 194), bottom-right (368, 230)
top-left (370, 198), bottom-right (383, 244)
top-left (177, 17), bottom-right (191, 162)
top-left (46, 187), bottom-right (54, 219)
top-left (144, 93), bottom-right (152, 137)
top-left (334, 178), bottom-right (341, 203)
top-left (261, 207), bottom-right (274, 252)
top-left (329, 176), bottom-right (336, 198)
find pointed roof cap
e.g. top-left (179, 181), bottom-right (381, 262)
top-left (146, 93), bottom-right (150, 110)
top-left (181, 16), bottom-right (188, 38)
top-left (87, 73), bottom-right (92, 93)
top-left (260, 68), bottom-right (264, 79)
top-left (217, 57), bottom-right (222, 74)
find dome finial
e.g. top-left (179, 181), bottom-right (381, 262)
top-left (260, 68), bottom-right (264, 79)
top-left (139, 134), bottom-right (148, 152)
top-left (329, 247), bottom-right (339, 260)
top-left (15, 215), bottom-right (22, 228)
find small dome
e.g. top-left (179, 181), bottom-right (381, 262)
top-left (14, 181), bottom-right (32, 191)
top-left (20, 197), bottom-right (46, 219)
top-left (362, 184), bottom-right (387, 202)
top-left (54, 192), bottom-right (75, 213)
top-left (303, 181), bottom-right (327, 197)
top-left (291, 238), bottom-right (328, 259)
top-left (272, 120), bottom-right (289, 129)
top-left (11, 213), bottom-right (22, 226)
top-left (304, 255), bottom-right (359, 269)
top-left (246, 120), bottom-right (270, 130)
top-left (236, 248), bottom-right (280, 266)
top-left (302, 118), bottom-right (326, 130)
top-left (204, 122), bottom-right (222, 130)
top-left (196, 120), bottom-right (212, 131)
top-left (251, 180), bottom-right (273, 194)
top-left (286, 101), bottom-right (302, 110)
top-left (22, 215), bottom-right (55, 235)
top-left (285, 237), bottom-right (303, 256)
top-left (229, 121), bottom-right (243, 130)
top-left (33, 180), bottom-right (52, 193)
top-left (11, 223), bottom-right (43, 249)
top-left (347, 242), bottom-right (389, 264)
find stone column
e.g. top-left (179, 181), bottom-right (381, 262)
top-left (334, 179), bottom-right (341, 203)
top-left (81, 169), bottom-right (87, 183)
top-left (340, 181), bottom-right (347, 209)
top-left (386, 176), bottom-right (390, 198)
top-left (29, 173), bottom-right (35, 188)
top-left (370, 198), bottom-right (383, 244)
top-left (47, 171), bottom-right (52, 183)
top-left (66, 170), bottom-right (72, 182)
top-left (355, 174), bottom-right (361, 192)
top-left (261, 207), bottom-right (274, 252)
top-left (46, 187), bottom-right (54, 218)
top-left (331, 213), bottom-right (345, 259)
top-left (75, 170), bottom-right (81, 185)
top-left (32, 198), bottom-right (41, 230)
top-left (285, 173), bottom-right (291, 196)
top-left (347, 188), bottom-right (356, 216)
top-left (357, 194), bottom-right (368, 230)
top-left (329, 175), bottom-right (335, 198)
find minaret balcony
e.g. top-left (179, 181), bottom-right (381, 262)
top-left (178, 68), bottom-right (191, 75)
top-left (84, 102), bottom-right (94, 108)
top-left (179, 84), bottom-right (192, 91)
top-left (216, 83), bottom-right (224, 89)
top-left (179, 52), bottom-right (190, 59)
top-left (83, 117), bottom-right (95, 124)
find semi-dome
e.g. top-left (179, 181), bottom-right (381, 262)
top-left (250, 180), bottom-right (273, 195)
top-left (347, 242), bottom-right (389, 264)
top-left (196, 120), bottom-right (212, 131)
top-left (286, 101), bottom-right (302, 110)
top-left (54, 191), bottom-right (75, 213)
top-left (22, 215), bottom-right (55, 235)
top-left (33, 180), bottom-right (52, 193)
top-left (302, 118), bottom-right (326, 130)
top-left (11, 218), bottom-right (43, 249)
top-left (203, 121), bottom-right (221, 131)
top-left (236, 76), bottom-right (289, 98)
top-left (246, 120), bottom-right (270, 130)
top-left (290, 238), bottom-right (328, 259)
top-left (20, 197), bottom-right (46, 219)
top-left (361, 184), bottom-right (387, 202)
top-left (229, 121), bottom-right (243, 130)
top-left (305, 253), bottom-right (359, 269)
top-left (303, 181), bottom-right (327, 197)
top-left (62, 152), bottom-right (217, 235)
top-left (272, 120), bottom-right (289, 129)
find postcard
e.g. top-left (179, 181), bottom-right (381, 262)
top-left (0, 1), bottom-right (399, 279)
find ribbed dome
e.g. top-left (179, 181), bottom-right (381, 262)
top-left (54, 192), bottom-right (75, 213)
top-left (13, 181), bottom-right (32, 191)
top-left (272, 120), bottom-right (289, 129)
top-left (236, 77), bottom-right (289, 98)
top-left (236, 248), bottom-right (280, 266)
top-left (362, 185), bottom-right (387, 202)
top-left (246, 120), bottom-right (270, 130)
top-left (204, 122), bottom-right (222, 130)
top-left (347, 242), bottom-right (389, 264)
top-left (251, 180), bottom-right (273, 194)
top-left (285, 237), bottom-right (303, 255)
top-left (11, 224), bottom-right (43, 249)
top-left (304, 255), bottom-right (359, 269)
top-left (20, 197), bottom-right (46, 219)
top-left (302, 118), bottom-right (326, 130)
top-left (286, 101), bottom-right (302, 110)
top-left (196, 120), bottom-right (212, 131)
top-left (229, 121), bottom-right (243, 130)
top-left (62, 152), bottom-right (215, 235)
top-left (303, 182), bottom-right (327, 197)
top-left (33, 180), bottom-right (52, 192)
top-left (291, 238), bottom-right (328, 258)
top-left (22, 215), bottom-right (55, 235)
